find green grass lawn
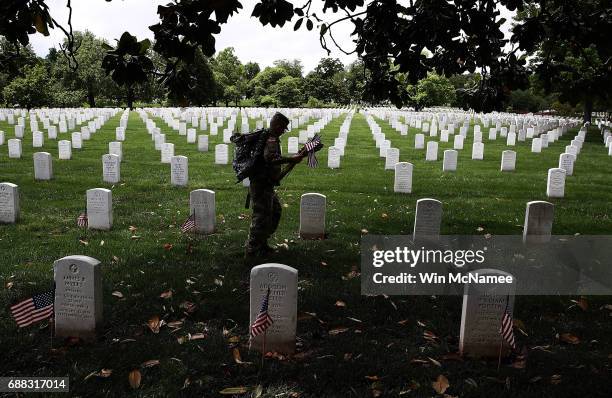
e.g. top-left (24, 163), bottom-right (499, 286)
top-left (1, 110), bottom-right (611, 397)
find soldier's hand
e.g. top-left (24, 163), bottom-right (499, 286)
top-left (290, 154), bottom-right (305, 164)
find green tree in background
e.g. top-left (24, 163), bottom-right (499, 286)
top-left (272, 76), bottom-right (302, 107)
top-left (210, 47), bottom-right (246, 106)
top-left (3, 64), bottom-right (50, 108)
top-left (406, 73), bottom-right (456, 110)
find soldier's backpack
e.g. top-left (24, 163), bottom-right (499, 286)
top-left (230, 128), bottom-right (268, 182)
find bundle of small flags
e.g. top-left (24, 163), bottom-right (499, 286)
top-left (10, 290), bottom-right (54, 328)
top-left (499, 311), bottom-right (516, 350)
top-left (77, 211), bottom-right (88, 228)
top-left (181, 213), bottom-right (196, 233)
top-left (250, 288), bottom-right (273, 338)
top-left (303, 134), bottom-right (321, 168)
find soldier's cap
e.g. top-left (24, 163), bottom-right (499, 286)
top-left (271, 112), bottom-right (290, 127)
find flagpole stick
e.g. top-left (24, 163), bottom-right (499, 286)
top-left (261, 331), bottom-right (267, 369)
top-left (497, 336), bottom-right (503, 371)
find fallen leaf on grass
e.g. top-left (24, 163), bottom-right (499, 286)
top-left (219, 387), bottom-right (248, 395)
top-left (147, 315), bottom-right (163, 333)
top-left (163, 243), bottom-right (173, 251)
top-left (328, 327), bottom-right (349, 335)
top-left (513, 319), bottom-right (528, 336)
top-left (335, 300), bottom-right (346, 307)
top-left (160, 289), bottom-right (173, 299)
top-left (128, 226), bottom-right (137, 233)
top-left (423, 330), bottom-right (438, 342)
top-left (180, 301), bottom-right (197, 314)
top-left (571, 297), bottom-right (588, 311)
top-left (112, 291), bottom-right (124, 298)
top-left (84, 368), bottom-right (113, 380)
top-left (550, 374), bottom-right (562, 385)
top-left (130, 235), bottom-right (141, 240)
top-left (559, 333), bottom-right (580, 344)
top-left (6, 282), bottom-right (13, 289)
top-left (141, 359), bottom-right (160, 368)
top-left (432, 374), bottom-right (449, 395)
top-left (128, 369), bottom-right (141, 389)
top-left (427, 357), bottom-right (442, 367)
top-left (79, 239), bottom-right (89, 246)
top-left (233, 348), bottom-right (252, 364)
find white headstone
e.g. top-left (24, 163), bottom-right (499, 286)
top-left (442, 150), bottom-right (458, 172)
top-left (453, 135), bottom-right (464, 150)
top-left (287, 137), bottom-right (299, 154)
top-left (58, 140), bottom-right (72, 160)
top-left (523, 201), bottom-right (554, 244)
top-left (161, 143), bottom-right (174, 163)
top-left (187, 128), bottom-right (196, 143)
top-left (558, 153), bottom-right (575, 176)
top-left (32, 131), bottom-right (44, 148)
top-left (189, 189), bottom-right (216, 234)
top-left (413, 198), bottom-right (442, 241)
top-left (394, 162), bottom-right (413, 193)
top-left (34, 152), bottom-right (53, 181)
top-left (425, 141), bottom-right (438, 161)
top-left (531, 138), bottom-right (542, 153)
top-left (546, 168), bottom-right (566, 198)
top-left (459, 269), bottom-right (515, 358)
top-left (414, 133), bottom-right (425, 149)
top-left (115, 127), bottom-right (125, 141)
top-left (71, 132), bottom-right (83, 149)
top-left (102, 154), bottom-right (120, 184)
top-left (385, 148), bottom-right (400, 170)
top-left (109, 142), bottom-right (123, 161)
top-left (506, 132), bottom-right (516, 146)
top-left (8, 139), bottom-right (22, 158)
top-left (171, 155), bottom-right (188, 187)
top-left (86, 188), bottom-right (113, 230)
top-left (328, 146), bottom-right (341, 169)
top-left (215, 144), bottom-right (229, 164)
top-left (500, 150), bottom-right (516, 172)
top-left (198, 135), bottom-right (209, 152)
top-left (249, 264), bottom-right (298, 354)
top-left (0, 182), bottom-right (19, 223)
top-left (54, 255), bottom-right (103, 341)
top-left (471, 142), bottom-right (484, 160)
top-left (299, 193), bottom-right (326, 239)
top-left (488, 128), bottom-right (497, 140)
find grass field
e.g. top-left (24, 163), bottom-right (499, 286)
top-left (1, 110), bottom-right (611, 397)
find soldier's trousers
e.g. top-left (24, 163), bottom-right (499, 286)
top-left (247, 181), bottom-right (282, 251)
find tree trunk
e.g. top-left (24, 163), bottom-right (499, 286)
top-left (87, 86), bottom-right (96, 108)
top-left (583, 96), bottom-right (593, 124)
top-left (127, 86), bottom-right (134, 110)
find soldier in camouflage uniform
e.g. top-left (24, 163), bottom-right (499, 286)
top-left (246, 113), bottom-right (303, 257)
top-left (246, 112), bottom-right (304, 258)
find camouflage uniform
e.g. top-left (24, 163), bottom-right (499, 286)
top-left (246, 133), bottom-right (283, 253)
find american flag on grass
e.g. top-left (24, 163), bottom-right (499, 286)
top-left (304, 134), bottom-right (321, 168)
top-left (77, 211), bottom-right (88, 228)
top-left (250, 288), bottom-right (273, 338)
top-left (10, 290), bottom-right (54, 328)
top-left (500, 311), bottom-right (516, 350)
top-left (181, 213), bottom-right (196, 233)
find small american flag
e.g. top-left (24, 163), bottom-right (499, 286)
top-left (250, 288), bottom-right (273, 338)
top-left (181, 213), bottom-right (196, 233)
top-left (304, 134), bottom-right (321, 168)
top-left (499, 311), bottom-right (516, 350)
top-left (77, 211), bottom-right (88, 228)
top-left (10, 290), bottom-right (54, 328)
